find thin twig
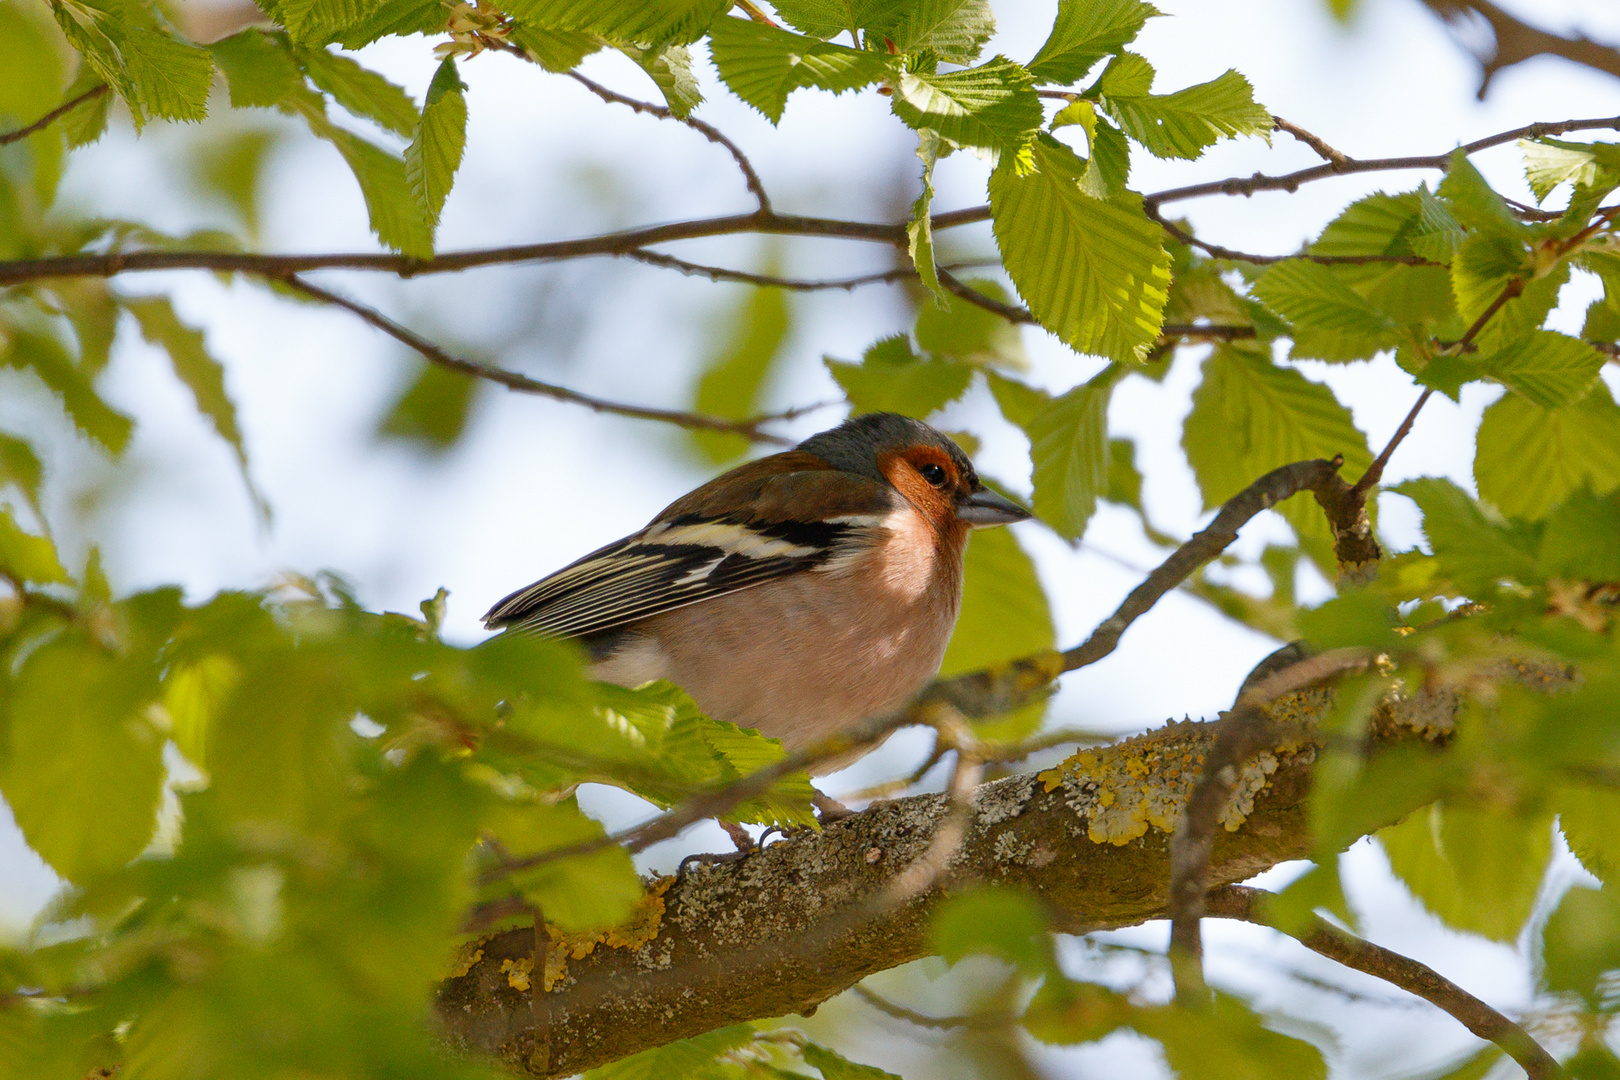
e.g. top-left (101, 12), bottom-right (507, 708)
top-left (1351, 388), bottom-right (1433, 498)
top-left (1207, 885), bottom-right (1570, 1080)
top-left (1271, 116), bottom-right (1351, 167)
top-left (852, 984), bottom-right (1015, 1030)
top-left (8, 114), bottom-right (1620, 288)
top-left (625, 249), bottom-right (999, 291)
top-left (1167, 650), bottom-right (1376, 1006)
top-left (281, 274), bottom-right (812, 442)
top-left (562, 70), bottom-right (772, 214)
top-left (0, 84), bottom-right (109, 147)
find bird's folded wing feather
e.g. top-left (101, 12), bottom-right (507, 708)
top-left (482, 462), bottom-right (894, 640)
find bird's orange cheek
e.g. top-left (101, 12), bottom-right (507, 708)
top-left (877, 453), bottom-right (957, 534)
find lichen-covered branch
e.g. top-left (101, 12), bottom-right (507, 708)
top-left (434, 679), bottom-right (1450, 1077)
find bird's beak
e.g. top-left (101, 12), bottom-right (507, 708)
top-left (957, 486), bottom-right (1032, 527)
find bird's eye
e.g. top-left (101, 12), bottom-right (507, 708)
top-left (919, 462), bottom-right (948, 487)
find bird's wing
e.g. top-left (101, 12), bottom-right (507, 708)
top-left (482, 466), bottom-right (893, 640)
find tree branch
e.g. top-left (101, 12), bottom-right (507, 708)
top-left (4, 115), bottom-right (1617, 289)
top-left (1415, 0), bottom-right (1620, 99)
top-left (0, 83), bottom-right (109, 147)
top-left (1208, 885), bottom-right (1569, 1080)
top-left (434, 671), bottom-right (1480, 1077)
top-left (280, 274), bottom-right (816, 442)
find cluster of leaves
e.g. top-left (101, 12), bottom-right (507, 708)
top-left (0, 515), bottom-right (815, 1078)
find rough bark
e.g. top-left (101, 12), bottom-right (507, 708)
top-left (433, 676), bottom-right (1466, 1077)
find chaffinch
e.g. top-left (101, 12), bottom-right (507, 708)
top-left (483, 412), bottom-right (1029, 769)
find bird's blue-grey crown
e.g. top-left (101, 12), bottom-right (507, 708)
top-left (796, 412), bottom-right (978, 486)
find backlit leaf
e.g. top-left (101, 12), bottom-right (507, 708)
top-left (1028, 0), bottom-right (1159, 85)
top-left (1474, 385), bottom-right (1620, 521)
top-left (407, 58), bottom-right (467, 227)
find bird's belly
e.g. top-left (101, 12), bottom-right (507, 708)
top-left (595, 569), bottom-right (958, 765)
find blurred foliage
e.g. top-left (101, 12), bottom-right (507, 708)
top-left (1, 0), bottom-right (1619, 1076)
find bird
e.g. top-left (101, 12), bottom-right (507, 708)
top-left (482, 412), bottom-right (1030, 772)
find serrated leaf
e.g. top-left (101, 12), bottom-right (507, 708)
top-left (939, 526), bottom-right (1053, 740)
top-left (1102, 67), bottom-right (1269, 161)
top-left (915, 278), bottom-right (1026, 367)
top-left (298, 101), bottom-right (434, 257)
top-left (484, 799), bottom-right (642, 931)
top-left (509, 24), bottom-right (603, 73)
top-left (1450, 231), bottom-right (1531, 335)
top-left (584, 1025), bottom-right (755, 1080)
top-left (1311, 191), bottom-right (1422, 258)
top-left (125, 296), bottom-right (266, 517)
top-left (1540, 884), bottom-right (1620, 1006)
top-left (708, 16), bottom-right (887, 123)
top-left (769, 0), bottom-right (887, 39)
top-left (0, 327), bottom-right (133, 455)
top-left (1437, 151), bottom-right (1526, 240)
top-left (1521, 138), bottom-right (1620, 203)
top-left (1182, 347), bottom-right (1371, 544)
top-left (1475, 384), bottom-right (1620, 521)
top-left (1251, 260), bottom-right (1399, 362)
top-left (890, 56), bottom-right (1041, 157)
top-left (867, 0), bottom-right (994, 64)
top-left (1, 632), bottom-right (166, 883)
top-left (297, 44), bottom-right (420, 138)
top-left (328, 0), bottom-right (445, 48)
top-left (989, 135), bottom-right (1171, 361)
top-left (824, 340), bottom-right (972, 418)
top-left (59, 65), bottom-right (112, 148)
top-left (1022, 373), bottom-right (1112, 540)
top-left (1478, 330), bottom-right (1604, 409)
top-left (1029, 0), bottom-right (1158, 85)
top-left (116, 24), bottom-right (213, 124)
top-left (0, 434), bottom-right (44, 520)
top-left (275, 0), bottom-right (387, 45)
top-left (0, 503), bottom-right (67, 585)
top-left (211, 29), bottom-right (304, 109)
top-left (1558, 785), bottom-right (1620, 884)
top-left (407, 58), bottom-right (467, 227)
top-left (627, 42), bottom-right (702, 117)
top-left (908, 130), bottom-right (943, 300)
top-left (801, 1043), bottom-right (903, 1080)
top-left (1392, 477), bottom-right (1536, 591)
top-left (506, 0), bottom-right (730, 46)
top-left (691, 280), bottom-right (790, 462)
top-left (1379, 802), bottom-right (1552, 942)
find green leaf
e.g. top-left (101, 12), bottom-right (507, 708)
top-left (940, 526), bottom-right (1054, 740)
top-left (211, 29), bottom-right (305, 109)
top-left (1522, 138), bottom-right (1620, 202)
top-left (1557, 784), bottom-right (1620, 883)
top-left (1392, 477), bottom-right (1537, 592)
top-left (584, 1025), bottom-right (754, 1080)
top-left (1250, 260), bottom-right (1399, 363)
top-left (194, 127), bottom-right (281, 235)
top-left (484, 799), bottom-right (642, 932)
top-left (985, 370), bottom-right (1049, 428)
top-left (407, 58), bottom-right (467, 227)
top-left (989, 135), bottom-right (1171, 361)
top-left (509, 24), bottom-right (603, 73)
top-left (931, 886), bottom-right (1052, 974)
top-left (1023, 374), bottom-right (1113, 540)
top-left (1028, 0), bottom-right (1159, 85)
top-left (866, 0), bottom-right (995, 64)
top-left (1102, 68), bottom-right (1269, 161)
top-left (1311, 191), bottom-right (1422, 258)
top-left (1142, 993), bottom-right (1328, 1080)
top-left (908, 130), bottom-right (943, 300)
top-left (708, 16), bottom-right (887, 123)
top-left (769, 0), bottom-right (886, 39)
top-left (296, 44), bottom-right (420, 138)
top-left (801, 1042), bottom-right (903, 1080)
top-left (376, 359), bottom-right (479, 452)
top-left (1437, 152), bottom-right (1527, 240)
top-left (1540, 885), bottom-right (1620, 1006)
top-left (0, 434), bottom-right (44, 521)
top-left (1474, 385), bottom-right (1620, 521)
top-left (510, 0), bottom-right (731, 46)
top-left (300, 106), bottom-right (434, 257)
top-left (328, 0), bottom-right (445, 48)
top-left (1477, 330), bottom-right (1604, 409)
top-left (1379, 802), bottom-right (1553, 942)
top-left (824, 336), bottom-right (973, 418)
top-left (1539, 488), bottom-right (1620, 582)
top-left (1182, 347), bottom-right (1372, 544)
top-left (691, 281), bottom-right (790, 463)
top-left (0, 504), bottom-right (68, 585)
top-left (59, 65), bottom-right (112, 148)
top-left (625, 42), bottom-right (702, 118)
top-left (915, 279), bottom-right (1026, 367)
top-left (0, 4), bottom-right (65, 122)
top-left (890, 56), bottom-right (1041, 157)
top-left (125, 296), bottom-right (265, 516)
top-left (274, 0), bottom-right (389, 45)
top-left (115, 24), bottom-right (214, 124)
top-left (1093, 50), bottom-right (1153, 97)
top-left (0, 327), bottom-right (134, 455)
top-left (1, 631), bottom-right (166, 882)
